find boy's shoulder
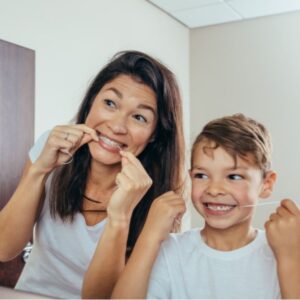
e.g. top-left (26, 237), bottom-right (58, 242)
top-left (161, 228), bottom-right (275, 260)
top-left (161, 228), bottom-right (202, 252)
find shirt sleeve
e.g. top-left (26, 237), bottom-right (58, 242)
top-left (29, 130), bottom-right (50, 163)
top-left (146, 245), bottom-right (171, 299)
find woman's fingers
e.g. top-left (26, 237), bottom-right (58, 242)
top-left (118, 151), bottom-right (152, 191)
top-left (36, 124), bottom-right (99, 171)
top-left (120, 151), bottom-right (145, 172)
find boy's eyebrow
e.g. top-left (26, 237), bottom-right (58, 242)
top-left (191, 165), bottom-right (206, 170)
top-left (227, 166), bottom-right (249, 170)
top-left (191, 165), bottom-right (249, 171)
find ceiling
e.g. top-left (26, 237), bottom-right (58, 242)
top-left (147, 0), bottom-right (300, 28)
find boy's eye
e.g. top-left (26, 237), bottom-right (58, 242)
top-left (194, 173), bottom-right (208, 179)
top-left (133, 114), bottom-right (147, 123)
top-left (228, 174), bottom-right (243, 180)
top-left (104, 99), bottom-right (116, 108)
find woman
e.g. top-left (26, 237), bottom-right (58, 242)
top-left (0, 51), bottom-right (185, 298)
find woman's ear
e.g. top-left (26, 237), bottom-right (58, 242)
top-left (260, 171), bottom-right (277, 198)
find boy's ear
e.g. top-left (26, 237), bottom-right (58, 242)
top-left (260, 171), bottom-right (277, 198)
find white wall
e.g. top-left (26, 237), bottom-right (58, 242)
top-left (0, 0), bottom-right (191, 229)
top-left (190, 11), bottom-right (300, 229)
top-left (0, 0), bottom-right (189, 141)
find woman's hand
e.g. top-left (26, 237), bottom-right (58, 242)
top-left (265, 199), bottom-right (300, 261)
top-left (142, 191), bottom-right (186, 244)
top-left (34, 124), bottom-right (99, 174)
top-left (107, 151), bottom-right (153, 225)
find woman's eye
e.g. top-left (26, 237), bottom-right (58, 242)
top-left (133, 114), bottom-right (147, 123)
top-left (194, 173), bottom-right (208, 179)
top-left (104, 99), bottom-right (116, 108)
top-left (228, 174), bottom-right (243, 180)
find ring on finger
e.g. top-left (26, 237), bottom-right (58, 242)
top-left (65, 132), bottom-right (70, 141)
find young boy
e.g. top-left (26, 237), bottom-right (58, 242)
top-left (112, 114), bottom-right (300, 299)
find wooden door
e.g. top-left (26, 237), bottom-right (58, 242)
top-left (0, 39), bottom-right (35, 287)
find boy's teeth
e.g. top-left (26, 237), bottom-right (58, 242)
top-left (207, 204), bottom-right (233, 211)
top-left (99, 135), bottom-right (122, 148)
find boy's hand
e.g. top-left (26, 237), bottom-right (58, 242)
top-left (265, 199), bottom-right (300, 261)
top-left (141, 191), bottom-right (186, 244)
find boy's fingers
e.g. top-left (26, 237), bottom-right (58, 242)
top-left (269, 213), bottom-right (280, 222)
top-left (276, 206), bottom-right (290, 217)
top-left (281, 199), bottom-right (300, 216)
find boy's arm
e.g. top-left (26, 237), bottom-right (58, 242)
top-left (111, 191), bottom-right (186, 299)
top-left (265, 199), bottom-right (300, 299)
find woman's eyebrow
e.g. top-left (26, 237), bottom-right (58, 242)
top-left (104, 87), bottom-right (156, 115)
top-left (137, 104), bottom-right (156, 115)
top-left (104, 87), bottom-right (123, 98)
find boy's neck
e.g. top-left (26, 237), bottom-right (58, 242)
top-left (200, 225), bottom-right (257, 251)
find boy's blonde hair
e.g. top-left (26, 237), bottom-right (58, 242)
top-left (191, 114), bottom-right (272, 175)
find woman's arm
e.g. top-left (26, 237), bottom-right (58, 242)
top-left (0, 125), bottom-right (98, 262)
top-left (265, 199), bottom-right (300, 299)
top-left (111, 191), bottom-right (186, 299)
top-left (81, 217), bottom-right (130, 299)
top-left (82, 151), bottom-right (155, 299)
top-left (0, 160), bottom-right (47, 261)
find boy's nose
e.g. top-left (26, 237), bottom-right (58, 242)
top-left (205, 181), bottom-right (226, 197)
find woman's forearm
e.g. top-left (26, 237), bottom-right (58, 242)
top-left (111, 230), bottom-right (161, 299)
top-left (0, 160), bottom-right (48, 261)
top-left (81, 219), bottom-right (130, 299)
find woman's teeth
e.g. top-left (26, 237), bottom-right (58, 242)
top-left (99, 135), bottom-right (123, 149)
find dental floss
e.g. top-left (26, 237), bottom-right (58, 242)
top-left (61, 149), bottom-right (73, 165)
top-left (240, 200), bottom-right (298, 208)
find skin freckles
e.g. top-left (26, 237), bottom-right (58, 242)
top-left (85, 75), bottom-right (158, 166)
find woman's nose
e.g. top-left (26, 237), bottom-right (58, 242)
top-left (108, 116), bottom-right (128, 134)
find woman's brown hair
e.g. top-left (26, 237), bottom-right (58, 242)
top-left (49, 50), bottom-right (185, 256)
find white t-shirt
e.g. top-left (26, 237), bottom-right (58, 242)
top-left (15, 132), bottom-right (107, 299)
top-left (147, 228), bottom-right (281, 299)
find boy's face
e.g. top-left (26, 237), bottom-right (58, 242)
top-left (190, 141), bottom-right (275, 231)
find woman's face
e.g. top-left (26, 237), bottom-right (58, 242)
top-left (85, 74), bottom-right (158, 165)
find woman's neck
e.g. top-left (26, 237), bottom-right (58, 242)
top-left (87, 160), bottom-right (121, 193)
top-left (201, 223), bottom-right (256, 251)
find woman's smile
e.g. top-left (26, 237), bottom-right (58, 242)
top-left (85, 75), bottom-right (157, 164)
top-left (96, 131), bottom-right (126, 153)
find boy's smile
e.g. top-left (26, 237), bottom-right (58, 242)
top-left (190, 141), bottom-right (273, 231)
